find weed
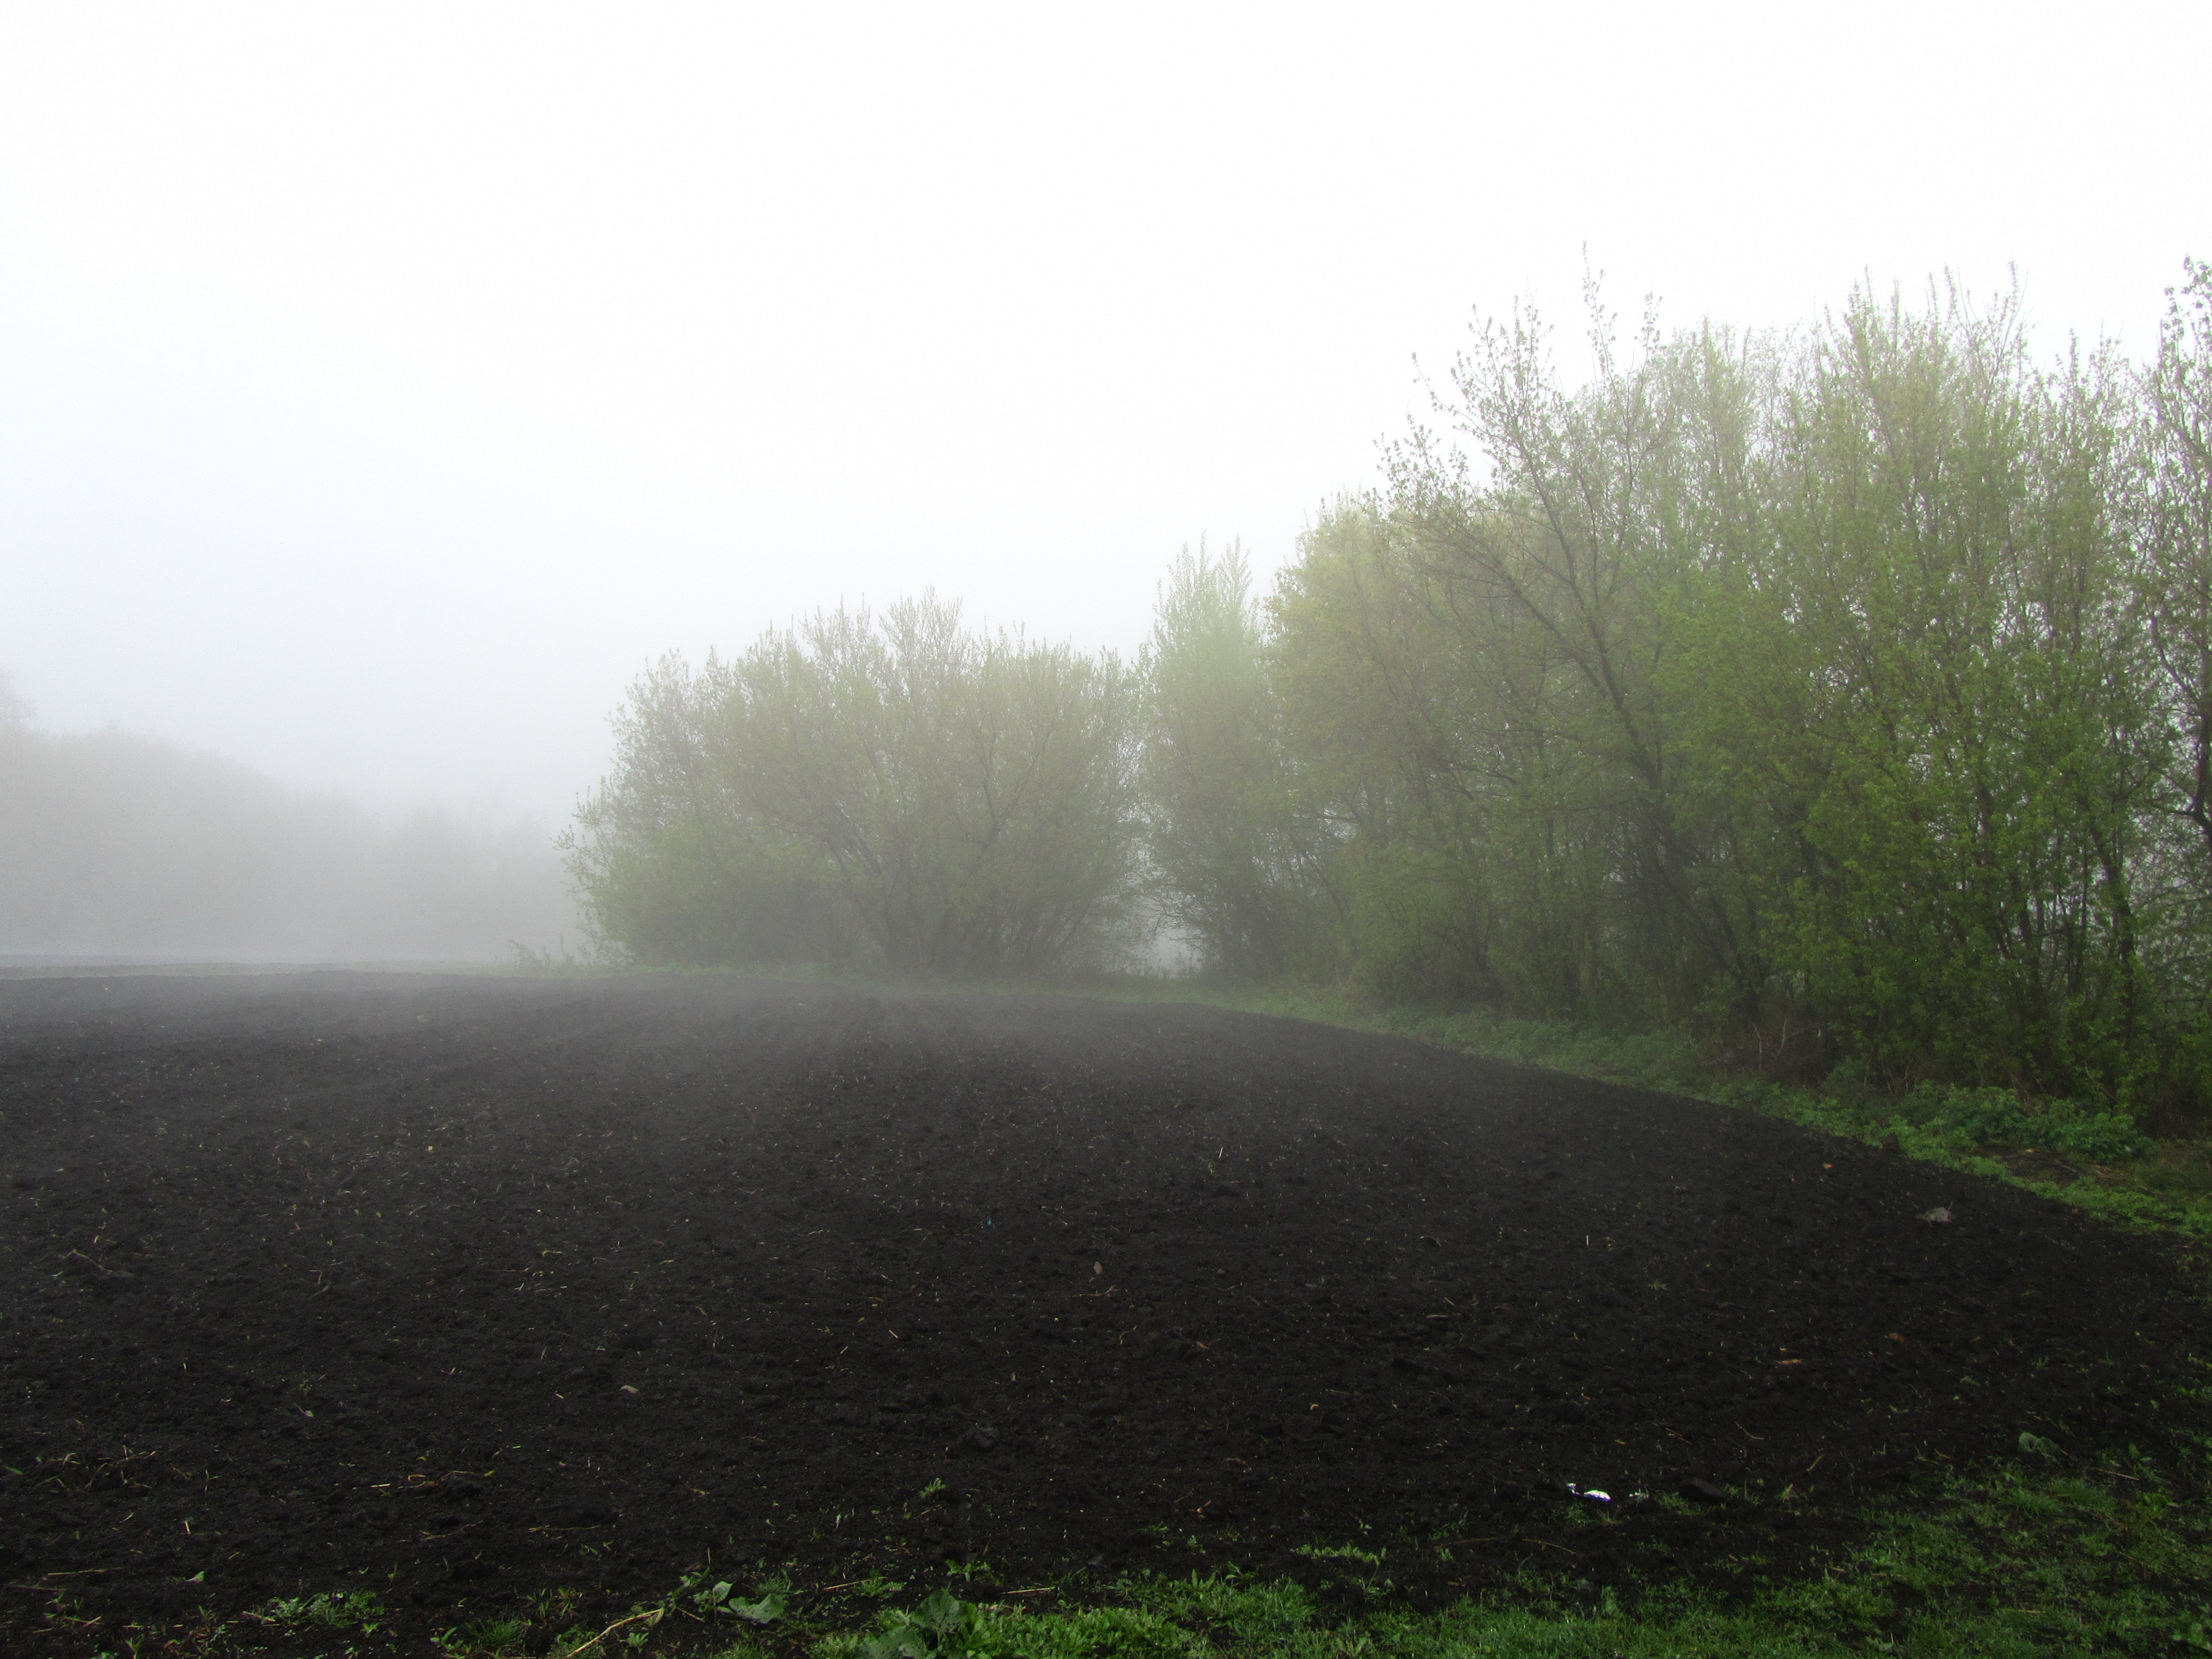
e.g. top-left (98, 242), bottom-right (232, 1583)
top-left (2145, 1143), bottom-right (2212, 1199)
top-left (850, 1587), bottom-right (985, 1659)
top-left (661, 1430), bottom-right (2212, 1659)
top-left (689, 1570), bottom-right (789, 1625)
top-left (1293, 1542), bottom-right (1386, 1566)
top-left (260, 1587), bottom-right (385, 1631)
top-left (438, 1613), bottom-right (526, 1656)
top-left (526, 1586), bottom-right (586, 1626)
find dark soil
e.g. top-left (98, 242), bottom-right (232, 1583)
top-left (0, 972), bottom-right (2201, 1653)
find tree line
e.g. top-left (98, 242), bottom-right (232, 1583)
top-left (0, 683), bottom-right (577, 962)
top-left (566, 263), bottom-right (2212, 1118)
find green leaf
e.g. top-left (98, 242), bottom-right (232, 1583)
top-left (724, 1590), bottom-right (786, 1624)
top-left (914, 1587), bottom-right (972, 1634)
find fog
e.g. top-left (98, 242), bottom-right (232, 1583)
top-left (0, 677), bottom-right (577, 963)
top-left (1, 2), bottom-right (2203, 960)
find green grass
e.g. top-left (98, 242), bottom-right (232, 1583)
top-left (259, 1588), bottom-right (387, 1631)
top-left (370, 1436), bottom-right (2212, 1659)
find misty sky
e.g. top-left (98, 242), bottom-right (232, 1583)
top-left (2, 2), bottom-right (2202, 827)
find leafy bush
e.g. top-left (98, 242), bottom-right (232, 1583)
top-left (853, 1588), bottom-right (984, 1659)
top-left (1904, 1084), bottom-right (2036, 1145)
top-left (1900, 1083), bottom-right (2151, 1161)
top-left (2042, 1108), bottom-right (2156, 1162)
top-left (567, 600), bottom-right (1142, 976)
top-left (2142, 1146), bottom-right (2212, 1197)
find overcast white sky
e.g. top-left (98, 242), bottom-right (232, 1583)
top-left (1, 2), bottom-right (2202, 826)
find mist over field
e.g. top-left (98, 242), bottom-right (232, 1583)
top-left (0, 679), bottom-right (577, 963)
top-left (2, 6), bottom-right (2205, 1110)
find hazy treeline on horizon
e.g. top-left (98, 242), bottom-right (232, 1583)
top-left (573, 264), bottom-right (2212, 1119)
top-left (0, 683), bottom-right (577, 963)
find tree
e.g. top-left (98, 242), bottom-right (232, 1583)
top-left (566, 599), bottom-right (1141, 977)
top-left (2140, 260), bottom-right (2212, 866)
top-left (1251, 275), bottom-right (2184, 1104)
top-left (1138, 541), bottom-right (1332, 978)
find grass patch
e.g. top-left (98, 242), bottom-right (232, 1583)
top-left (90, 1434), bottom-right (2206, 1656)
top-left (258, 1588), bottom-right (387, 1632)
top-left (434, 1439), bottom-right (2211, 1659)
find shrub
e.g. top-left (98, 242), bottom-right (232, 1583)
top-left (1900, 1083), bottom-right (2151, 1161)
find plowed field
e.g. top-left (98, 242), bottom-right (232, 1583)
top-left (0, 973), bottom-right (2197, 1654)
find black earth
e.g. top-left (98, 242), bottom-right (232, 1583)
top-left (0, 972), bottom-right (2199, 1654)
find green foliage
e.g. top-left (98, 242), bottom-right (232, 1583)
top-left (852, 1587), bottom-right (986, 1659)
top-left (565, 597), bottom-right (1141, 977)
top-left (440, 1613), bottom-right (528, 1655)
top-left (690, 1570), bottom-right (789, 1624)
top-left (262, 1587), bottom-right (385, 1630)
top-left (2143, 1143), bottom-right (2212, 1198)
top-left (1292, 1541), bottom-right (1387, 1565)
top-left (765, 1443), bottom-right (2212, 1659)
top-left (1139, 540), bottom-right (1338, 980)
top-left (1898, 1084), bottom-right (2156, 1161)
top-left (566, 260), bottom-right (2212, 1108)
top-left (1135, 262), bottom-right (2212, 1118)
top-left (408, 1421), bottom-right (2212, 1659)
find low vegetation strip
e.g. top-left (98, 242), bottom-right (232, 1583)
top-left (200, 1449), bottom-right (2212, 1659)
top-left (2, 972), bottom-right (2207, 1656)
top-left (1103, 982), bottom-right (2212, 1243)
